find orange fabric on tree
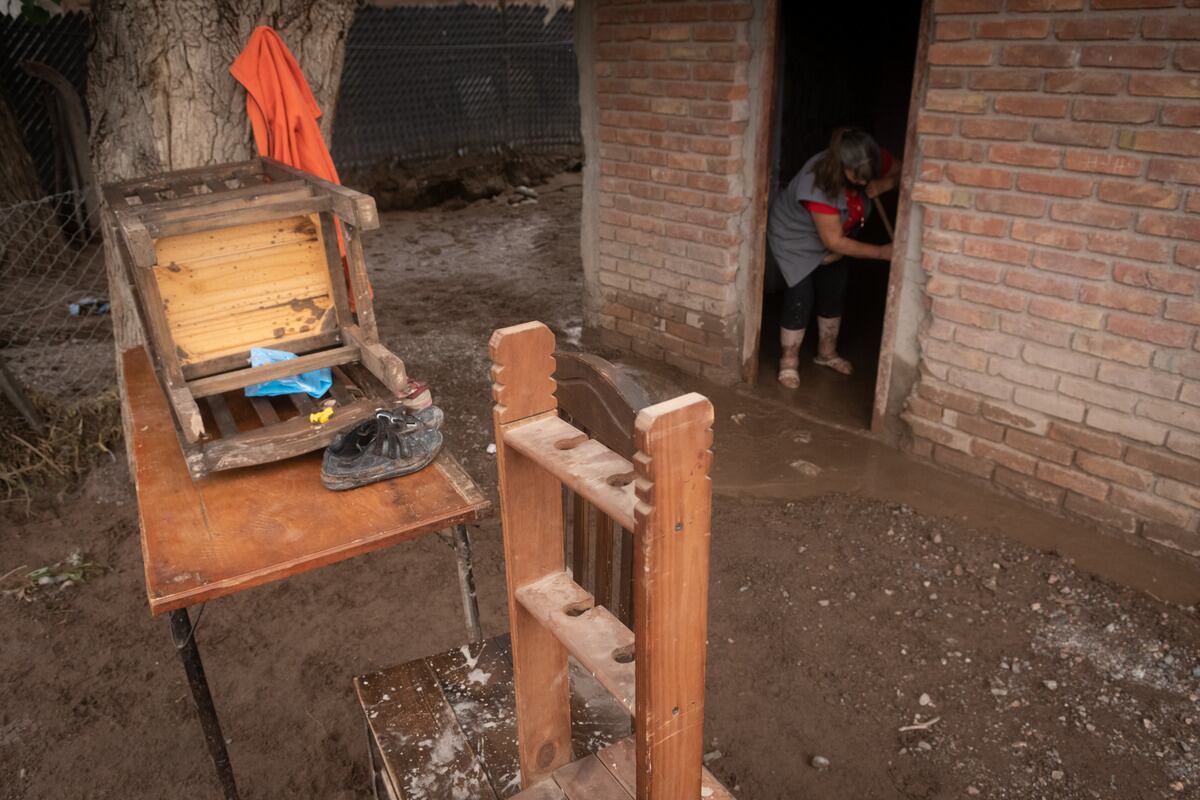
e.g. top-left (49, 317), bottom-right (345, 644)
top-left (230, 27), bottom-right (367, 302)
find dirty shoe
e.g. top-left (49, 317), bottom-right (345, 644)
top-left (321, 407), bottom-right (444, 490)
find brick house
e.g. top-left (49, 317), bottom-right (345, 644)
top-left (573, 0), bottom-right (1200, 558)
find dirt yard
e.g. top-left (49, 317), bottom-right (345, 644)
top-left (2, 175), bottom-right (1199, 800)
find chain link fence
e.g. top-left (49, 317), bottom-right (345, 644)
top-left (331, 4), bottom-right (580, 169)
top-left (0, 192), bottom-right (112, 403)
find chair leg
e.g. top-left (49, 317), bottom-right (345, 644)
top-left (450, 524), bottom-right (483, 643)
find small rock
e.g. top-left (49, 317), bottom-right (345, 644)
top-left (514, 185), bottom-right (538, 199)
top-left (1043, 680), bottom-right (1058, 691)
top-left (1051, 770), bottom-right (1064, 781)
top-left (919, 693), bottom-right (932, 707)
top-left (793, 430), bottom-right (812, 444)
top-left (818, 599), bottom-right (830, 607)
top-left (790, 459), bottom-right (822, 477)
top-left (485, 443), bottom-right (497, 455)
top-left (918, 741), bottom-right (932, 751)
top-left (966, 788), bottom-right (980, 797)
top-left (1171, 781), bottom-right (1185, 793)
top-left (703, 750), bottom-right (723, 764)
top-left (810, 755), bottom-right (830, 770)
top-left (1191, 666), bottom-right (1200, 679)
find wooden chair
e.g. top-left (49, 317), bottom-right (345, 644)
top-left (554, 352), bottom-right (680, 627)
top-left (353, 322), bottom-right (733, 799)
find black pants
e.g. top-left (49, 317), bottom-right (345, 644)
top-left (781, 259), bottom-right (850, 331)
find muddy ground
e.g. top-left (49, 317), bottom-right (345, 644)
top-left (2, 176), bottom-right (1199, 799)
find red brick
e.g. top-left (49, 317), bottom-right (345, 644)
top-left (925, 229), bottom-right (964, 254)
top-left (1149, 158), bottom-right (1200, 186)
top-left (1061, 150), bottom-right (1144, 177)
top-left (1043, 71), bottom-right (1125, 95)
top-left (1120, 129), bottom-right (1200, 158)
top-left (912, 183), bottom-right (972, 208)
top-left (1004, 269), bottom-right (1076, 299)
top-left (692, 62), bottom-right (736, 82)
top-left (709, 4), bottom-right (753, 21)
top-left (1032, 122), bottom-right (1113, 148)
top-left (1113, 262), bottom-right (1198, 295)
top-left (930, 69), bottom-right (966, 89)
top-left (987, 142), bottom-right (1060, 167)
top-left (1001, 44), bottom-right (1076, 68)
top-left (1142, 16), bottom-right (1200, 39)
top-left (939, 212), bottom-right (1007, 237)
top-left (975, 192), bottom-right (1047, 217)
top-left (1178, 243), bottom-right (1200, 268)
top-left (1165, 105), bottom-right (1200, 129)
top-left (1016, 172), bottom-right (1094, 198)
top-left (972, 439), bottom-right (1039, 474)
top-left (1028, 296), bottom-right (1105, 328)
top-left (926, 90), bottom-right (989, 114)
top-left (1106, 313), bottom-right (1194, 347)
top-left (1179, 46), bottom-right (1200, 72)
top-left (947, 366), bottom-right (1013, 399)
top-left (1126, 446), bottom-right (1200, 485)
top-left (1055, 18), bottom-right (1138, 40)
top-left (946, 164), bottom-right (1014, 189)
top-left (1007, 0), bottom-right (1082, 8)
top-left (1049, 201), bottom-right (1133, 229)
top-left (1080, 284), bottom-right (1162, 314)
top-left (1165, 299), bottom-right (1200, 325)
top-left (1032, 248), bottom-right (1108, 278)
top-left (934, 444), bottom-right (998, 478)
top-left (1072, 331), bottom-right (1156, 367)
top-left (1129, 74), bottom-right (1200, 99)
top-left (928, 44), bottom-right (995, 65)
top-left (995, 466), bottom-right (1067, 506)
top-left (1080, 45), bottom-right (1170, 70)
top-left (1072, 99), bottom-right (1158, 124)
top-left (1064, 492), bottom-right (1139, 533)
top-left (917, 113), bottom-right (958, 136)
top-left (1112, 486), bottom-right (1193, 528)
top-left (920, 163), bottom-right (946, 182)
top-left (1157, 479), bottom-right (1200, 511)
top-left (933, 298), bottom-right (999, 329)
top-left (968, 70), bottom-right (1043, 91)
top-left (918, 379), bottom-right (983, 415)
top-left (935, 20), bottom-right (972, 41)
top-left (923, 139), bottom-right (985, 161)
top-left (1013, 386), bottom-right (1086, 420)
top-left (1099, 362), bottom-right (1182, 399)
top-left (960, 283), bottom-right (1027, 311)
top-left (981, 400), bottom-right (1049, 433)
top-left (1049, 421), bottom-right (1125, 457)
top-left (1011, 220), bottom-right (1086, 250)
top-left (693, 23), bottom-right (737, 42)
top-left (1076, 452), bottom-right (1152, 490)
top-left (979, 18), bottom-right (1052, 39)
top-left (1037, 462), bottom-right (1110, 500)
top-left (963, 237), bottom-right (1031, 265)
top-left (1099, 181), bottom-right (1181, 210)
top-left (1092, 0), bottom-right (1175, 7)
top-left (960, 118), bottom-right (1032, 140)
top-left (934, 0), bottom-right (1003, 11)
top-left (1167, 430), bottom-right (1200, 461)
top-left (938, 256), bottom-right (1004, 283)
top-left (1136, 212), bottom-right (1200, 241)
top-left (1086, 231), bottom-right (1170, 262)
top-left (1007, 428), bottom-right (1074, 465)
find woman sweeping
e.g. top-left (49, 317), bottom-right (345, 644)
top-left (767, 127), bottom-right (900, 388)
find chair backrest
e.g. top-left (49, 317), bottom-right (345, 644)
top-left (553, 352), bottom-right (681, 626)
top-left (491, 321), bottom-right (715, 798)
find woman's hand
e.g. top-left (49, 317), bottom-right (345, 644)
top-left (813, 212), bottom-right (894, 261)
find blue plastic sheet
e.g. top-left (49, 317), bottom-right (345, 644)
top-left (244, 347), bottom-right (331, 399)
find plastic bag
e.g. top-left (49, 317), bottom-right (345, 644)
top-left (244, 347), bottom-right (331, 399)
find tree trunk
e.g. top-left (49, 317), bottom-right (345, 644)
top-left (88, 0), bottom-right (357, 184)
top-left (0, 94), bottom-right (47, 204)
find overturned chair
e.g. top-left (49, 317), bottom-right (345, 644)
top-left (354, 321), bottom-right (732, 799)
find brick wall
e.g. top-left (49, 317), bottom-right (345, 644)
top-left (581, 0), bottom-right (763, 383)
top-left (904, 0), bottom-right (1200, 556)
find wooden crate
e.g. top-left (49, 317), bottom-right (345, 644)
top-left (103, 158), bottom-right (408, 479)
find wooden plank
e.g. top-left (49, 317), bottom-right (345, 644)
top-left (515, 571), bottom-right (636, 715)
top-left (593, 511), bottom-right (614, 610)
top-left (106, 159), bottom-right (261, 195)
top-left (341, 221), bottom-right (379, 339)
top-left (354, 658), bottom-right (498, 800)
top-left (186, 345), bottom-right (360, 398)
top-left (571, 494), bottom-right (591, 590)
top-left (616, 529), bottom-right (634, 628)
top-left (180, 330), bottom-right (343, 380)
top-left (548, 755), bottom-right (631, 800)
top-left (260, 156), bottom-right (379, 229)
top-left (503, 415), bottom-right (637, 533)
top-left (249, 396), bottom-right (279, 426)
top-left (205, 394), bottom-right (239, 439)
top-left (288, 392), bottom-right (317, 415)
top-left (595, 738), bottom-right (734, 800)
top-left (134, 181), bottom-right (311, 221)
top-left (328, 368), bottom-right (355, 407)
top-left (342, 324), bottom-right (408, 395)
top-left (490, 322), bottom-right (573, 788)
top-left (145, 195), bottom-right (332, 239)
top-left (122, 346), bottom-right (491, 613)
top-left (318, 211), bottom-right (353, 323)
top-left (631, 393), bottom-right (715, 800)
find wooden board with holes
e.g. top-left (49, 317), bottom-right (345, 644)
top-left (123, 345), bottom-right (490, 615)
top-left (104, 157), bottom-right (409, 479)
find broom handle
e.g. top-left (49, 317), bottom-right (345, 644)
top-left (873, 196), bottom-right (894, 242)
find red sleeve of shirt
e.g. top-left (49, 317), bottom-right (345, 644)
top-left (802, 200), bottom-right (839, 215)
top-left (881, 149), bottom-right (895, 176)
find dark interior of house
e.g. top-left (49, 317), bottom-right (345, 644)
top-left (758, 1), bottom-right (923, 428)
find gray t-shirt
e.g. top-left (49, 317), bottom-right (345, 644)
top-left (766, 150), bottom-right (871, 287)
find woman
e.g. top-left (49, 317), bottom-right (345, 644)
top-left (766, 127), bottom-right (900, 388)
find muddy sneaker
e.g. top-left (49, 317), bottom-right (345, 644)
top-left (321, 408), bottom-right (444, 490)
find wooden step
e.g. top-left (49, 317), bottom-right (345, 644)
top-left (515, 571), bottom-right (636, 714)
top-left (502, 415), bottom-right (638, 532)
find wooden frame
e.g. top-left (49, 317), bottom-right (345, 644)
top-left (490, 322), bottom-right (731, 799)
top-left (102, 158), bottom-right (407, 478)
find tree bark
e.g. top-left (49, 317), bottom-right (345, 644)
top-left (88, 0), bottom-right (357, 184)
top-left (0, 94), bottom-right (47, 204)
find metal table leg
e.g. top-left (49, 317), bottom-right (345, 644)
top-left (450, 524), bottom-right (483, 642)
top-left (169, 607), bottom-right (239, 800)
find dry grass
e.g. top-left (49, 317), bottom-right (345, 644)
top-left (0, 388), bottom-right (122, 509)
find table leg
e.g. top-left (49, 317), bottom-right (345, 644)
top-left (450, 524), bottom-right (483, 642)
top-left (169, 608), bottom-right (239, 800)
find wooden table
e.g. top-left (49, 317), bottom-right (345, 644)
top-left (121, 346), bottom-right (492, 799)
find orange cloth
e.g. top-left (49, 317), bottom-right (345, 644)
top-left (230, 26), bottom-right (341, 184)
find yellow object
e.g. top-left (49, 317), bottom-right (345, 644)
top-left (309, 407), bottom-right (334, 425)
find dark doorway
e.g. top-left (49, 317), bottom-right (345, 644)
top-left (757, 1), bottom-right (923, 428)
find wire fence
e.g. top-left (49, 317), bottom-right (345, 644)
top-left (331, 4), bottom-right (580, 169)
top-left (0, 191), bottom-right (113, 405)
